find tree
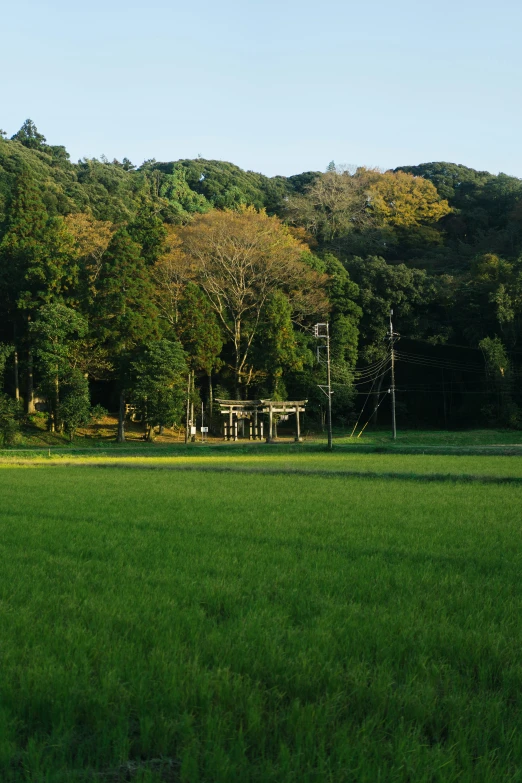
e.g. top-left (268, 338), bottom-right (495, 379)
top-left (0, 394), bottom-right (22, 446)
top-left (0, 344), bottom-right (14, 387)
top-left (130, 339), bottom-right (187, 439)
top-left (152, 226), bottom-right (195, 328)
top-left (0, 170), bottom-right (77, 313)
top-left (29, 304), bottom-right (88, 431)
top-left (345, 255), bottom-right (432, 361)
top-left (284, 168), bottom-right (451, 257)
top-left (321, 253), bottom-right (361, 370)
top-left (0, 170), bottom-right (78, 412)
top-left (0, 343), bottom-right (20, 446)
top-left (176, 283), bottom-right (224, 408)
top-left (64, 213), bottom-right (114, 306)
top-left (127, 197), bottom-right (167, 265)
top-left (284, 168), bottom-right (371, 243)
top-left (10, 120), bottom-right (47, 150)
top-left (479, 336), bottom-right (520, 427)
top-left (91, 229), bottom-right (160, 440)
top-left (368, 170), bottom-right (451, 228)
top-left (58, 369), bottom-right (106, 440)
top-left (175, 206), bottom-right (328, 396)
top-left (257, 291), bottom-right (304, 398)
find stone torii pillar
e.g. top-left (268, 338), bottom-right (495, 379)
top-left (266, 404), bottom-right (273, 443)
top-left (295, 406), bottom-right (302, 442)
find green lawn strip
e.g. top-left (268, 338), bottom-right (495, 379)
top-left (1, 451), bottom-right (522, 480)
top-left (1, 467), bottom-right (521, 781)
top-left (6, 427), bottom-right (522, 456)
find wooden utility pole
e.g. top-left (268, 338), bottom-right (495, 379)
top-left (314, 323), bottom-right (333, 451)
top-left (326, 324), bottom-right (332, 450)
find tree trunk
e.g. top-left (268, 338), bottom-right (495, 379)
top-left (208, 373), bottom-right (213, 415)
top-left (190, 392), bottom-right (195, 441)
top-left (185, 373), bottom-right (191, 444)
top-left (53, 373), bottom-right (60, 433)
top-left (234, 322), bottom-right (241, 399)
top-left (117, 390), bottom-right (126, 442)
top-left (14, 350), bottom-right (19, 401)
top-left (26, 351), bottom-right (35, 414)
top-left (235, 367), bottom-right (241, 400)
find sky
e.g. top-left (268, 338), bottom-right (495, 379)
top-left (2, 0), bottom-right (522, 178)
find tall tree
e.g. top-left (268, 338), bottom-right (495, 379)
top-left (175, 206), bottom-right (328, 396)
top-left (257, 291), bottom-right (304, 398)
top-left (130, 339), bottom-right (187, 439)
top-left (479, 336), bottom-right (520, 427)
top-left (29, 304), bottom-right (88, 431)
top-left (127, 197), bottom-right (167, 266)
top-left (91, 229), bottom-right (160, 440)
top-left (176, 283), bottom-right (224, 408)
top-left (10, 119), bottom-right (47, 150)
top-left (284, 167), bottom-right (451, 251)
top-left (0, 169), bottom-right (77, 411)
top-left (64, 213), bottom-right (114, 307)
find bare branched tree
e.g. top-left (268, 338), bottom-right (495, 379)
top-left (173, 207), bottom-right (328, 396)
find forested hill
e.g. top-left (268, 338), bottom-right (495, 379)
top-left (3, 124), bottom-right (522, 268)
top-left (1, 119), bottom-right (522, 439)
top-left (0, 126), bottom-right (320, 224)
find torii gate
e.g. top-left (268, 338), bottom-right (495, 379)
top-left (215, 399), bottom-right (307, 442)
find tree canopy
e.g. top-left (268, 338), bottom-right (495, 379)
top-left (2, 120), bottom-right (522, 432)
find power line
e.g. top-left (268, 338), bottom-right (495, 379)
top-left (351, 363), bottom-right (392, 387)
top-left (394, 354), bottom-right (486, 374)
top-left (350, 352), bottom-right (392, 437)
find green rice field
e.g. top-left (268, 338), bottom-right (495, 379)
top-left (1, 448), bottom-right (522, 781)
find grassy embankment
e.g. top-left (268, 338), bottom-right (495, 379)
top-left (11, 413), bottom-right (522, 453)
top-left (1, 451), bottom-right (522, 781)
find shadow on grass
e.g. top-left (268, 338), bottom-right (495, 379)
top-left (14, 461), bottom-right (522, 485)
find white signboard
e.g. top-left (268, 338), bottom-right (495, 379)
top-left (190, 426), bottom-right (197, 435)
top-left (201, 427), bottom-right (209, 433)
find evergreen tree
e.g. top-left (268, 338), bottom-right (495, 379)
top-left (10, 119), bottom-right (47, 150)
top-left (0, 169), bottom-right (77, 313)
top-left (127, 197), bottom-right (167, 266)
top-left (130, 339), bottom-right (187, 439)
top-left (59, 369), bottom-right (96, 439)
top-left (176, 283), bottom-right (224, 407)
top-left (258, 291), bottom-right (303, 398)
top-left (29, 304), bottom-right (88, 431)
top-left (92, 228), bottom-right (160, 440)
top-left (0, 169), bottom-right (77, 411)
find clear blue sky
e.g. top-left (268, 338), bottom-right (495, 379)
top-left (3, 0), bottom-right (522, 177)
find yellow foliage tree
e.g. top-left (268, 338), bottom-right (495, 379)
top-left (367, 170), bottom-right (452, 228)
top-left (152, 225), bottom-right (196, 328)
top-left (64, 213), bottom-right (114, 299)
top-left (174, 206), bottom-right (328, 395)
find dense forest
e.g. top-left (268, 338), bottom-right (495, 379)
top-left (2, 119), bottom-right (522, 442)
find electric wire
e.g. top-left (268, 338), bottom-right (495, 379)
top-left (352, 356), bottom-right (392, 374)
top-left (357, 391), bottom-right (389, 438)
top-left (394, 351), bottom-right (485, 373)
top-left (351, 362), bottom-right (392, 387)
top-left (349, 352), bottom-right (392, 436)
top-left (352, 356), bottom-right (392, 379)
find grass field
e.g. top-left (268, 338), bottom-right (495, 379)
top-left (1, 449), bottom-right (522, 781)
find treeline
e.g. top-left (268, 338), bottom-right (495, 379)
top-left (1, 119), bottom-right (522, 442)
